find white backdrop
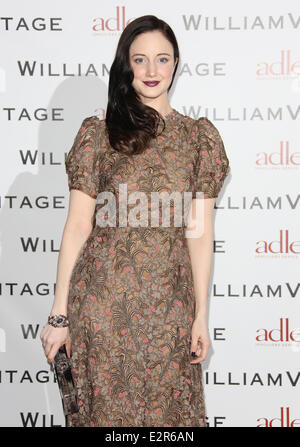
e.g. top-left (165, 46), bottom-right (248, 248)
top-left (0, 0), bottom-right (299, 427)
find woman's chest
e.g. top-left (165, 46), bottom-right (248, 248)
top-left (98, 138), bottom-right (197, 199)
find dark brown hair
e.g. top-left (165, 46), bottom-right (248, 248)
top-left (105, 15), bottom-right (179, 155)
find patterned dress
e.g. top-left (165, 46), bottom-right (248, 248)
top-left (64, 108), bottom-right (230, 427)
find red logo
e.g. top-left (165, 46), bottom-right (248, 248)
top-left (93, 6), bottom-right (134, 32)
top-left (256, 318), bottom-right (300, 342)
top-left (256, 50), bottom-right (300, 77)
top-left (257, 407), bottom-right (300, 427)
top-left (256, 230), bottom-right (300, 254)
top-left (256, 141), bottom-right (300, 168)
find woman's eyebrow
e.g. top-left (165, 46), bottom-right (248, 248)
top-left (131, 53), bottom-right (171, 57)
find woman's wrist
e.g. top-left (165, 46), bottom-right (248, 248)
top-left (194, 310), bottom-right (207, 321)
top-left (50, 306), bottom-right (68, 317)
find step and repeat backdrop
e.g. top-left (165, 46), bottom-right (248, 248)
top-left (0, 0), bottom-right (299, 427)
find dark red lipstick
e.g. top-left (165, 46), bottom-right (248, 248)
top-left (143, 81), bottom-right (160, 87)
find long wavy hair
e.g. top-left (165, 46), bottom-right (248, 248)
top-left (105, 15), bottom-right (179, 155)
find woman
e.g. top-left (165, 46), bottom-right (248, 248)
top-left (40, 15), bottom-right (230, 427)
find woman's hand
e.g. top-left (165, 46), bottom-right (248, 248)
top-left (190, 316), bottom-right (211, 364)
top-left (40, 324), bottom-right (72, 364)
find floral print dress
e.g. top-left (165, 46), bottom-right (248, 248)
top-left (64, 108), bottom-right (230, 427)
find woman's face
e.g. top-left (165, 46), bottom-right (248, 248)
top-left (129, 30), bottom-right (178, 104)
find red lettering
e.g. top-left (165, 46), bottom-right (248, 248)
top-left (256, 319), bottom-right (300, 342)
top-left (257, 407), bottom-right (299, 427)
top-left (256, 230), bottom-right (300, 254)
top-left (257, 51), bottom-right (300, 76)
top-left (93, 7), bottom-right (134, 33)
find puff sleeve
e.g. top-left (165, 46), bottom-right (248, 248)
top-left (191, 117), bottom-right (230, 199)
top-left (65, 116), bottom-right (100, 199)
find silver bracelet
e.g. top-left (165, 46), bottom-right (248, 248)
top-left (48, 314), bottom-right (70, 328)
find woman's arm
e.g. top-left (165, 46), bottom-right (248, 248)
top-left (50, 189), bottom-right (96, 315)
top-left (185, 197), bottom-right (216, 363)
top-left (40, 189), bottom-right (96, 363)
top-left (186, 197), bottom-right (215, 319)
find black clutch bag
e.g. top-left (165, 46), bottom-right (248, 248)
top-left (52, 344), bottom-right (79, 416)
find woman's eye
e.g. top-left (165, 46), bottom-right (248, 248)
top-left (133, 57), bottom-right (169, 64)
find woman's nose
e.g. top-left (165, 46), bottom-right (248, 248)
top-left (146, 62), bottom-right (157, 76)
